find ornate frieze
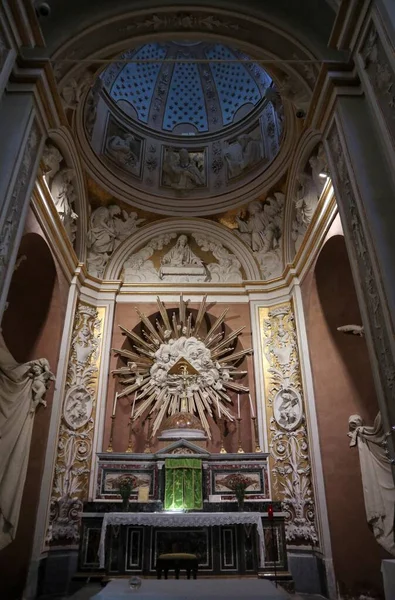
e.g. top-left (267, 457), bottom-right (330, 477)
top-left (0, 122), bottom-right (41, 293)
top-left (327, 124), bottom-right (395, 414)
top-left (119, 13), bottom-right (240, 33)
top-left (259, 303), bottom-right (318, 545)
top-left (47, 303), bottom-right (105, 545)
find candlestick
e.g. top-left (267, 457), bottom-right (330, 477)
top-left (217, 397), bottom-right (221, 419)
top-left (249, 393), bottom-right (255, 418)
top-left (219, 418), bottom-right (226, 454)
top-left (111, 391), bottom-right (119, 417)
top-left (251, 416), bottom-right (262, 453)
top-left (125, 416), bottom-right (135, 453)
top-left (237, 394), bottom-right (240, 419)
top-left (237, 417), bottom-right (244, 454)
top-left (144, 414), bottom-right (152, 453)
top-left (106, 414), bottom-right (115, 453)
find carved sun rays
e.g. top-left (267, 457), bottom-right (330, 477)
top-left (112, 296), bottom-right (252, 438)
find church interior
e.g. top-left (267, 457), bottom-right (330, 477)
top-left (0, 1), bottom-right (395, 599)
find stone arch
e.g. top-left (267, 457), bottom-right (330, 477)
top-left (105, 218), bottom-right (261, 281)
top-left (305, 232), bottom-right (384, 597)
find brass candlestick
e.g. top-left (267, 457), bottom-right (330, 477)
top-left (144, 415), bottom-right (152, 453)
top-left (106, 414), bottom-right (115, 453)
top-left (219, 419), bottom-right (227, 454)
top-left (125, 415), bottom-right (134, 453)
top-left (251, 416), bottom-right (262, 453)
top-left (237, 417), bottom-right (244, 454)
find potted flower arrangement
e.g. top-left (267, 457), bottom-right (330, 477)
top-left (117, 476), bottom-right (136, 512)
top-left (224, 473), bottom-right (253, 511)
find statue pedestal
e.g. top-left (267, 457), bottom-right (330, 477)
top-left (382, 559), bottom-right (395, 600)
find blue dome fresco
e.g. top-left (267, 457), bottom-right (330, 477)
top-left (101, 42), bottom-right (273, 135)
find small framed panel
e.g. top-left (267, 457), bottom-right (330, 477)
top-left (262, 522), bottom-right (286, 570)
top-left (103, 116), bottom-right (144, 179)
top-left (219, 527), bottom-right (238, 571)
top-left (79, 522), bottom-right (102, 570)
top-left (125, 527), bottom-right (145, 572)
top-left (161, 146), bottom-right (207, 190)
top-left (97, 462), bottom-right (157, 500)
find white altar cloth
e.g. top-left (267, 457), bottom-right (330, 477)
top-left (92, 578), bottom-right (288, 600)
top-left (98, 512), bottom-right (266, 568)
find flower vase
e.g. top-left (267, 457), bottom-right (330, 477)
top-left (237, 496), bottom-right (245, 512)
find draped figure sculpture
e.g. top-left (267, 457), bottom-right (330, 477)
top-left (0, 334), bottom-right (54, 549)
top-left (348, 413), bottom-right (395, 556)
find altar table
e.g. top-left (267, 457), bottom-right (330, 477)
top-left (98, 512), bottom-right (266, 569)
top-left (92, 578), bottom-right (289, 600)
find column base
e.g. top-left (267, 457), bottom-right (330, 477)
top-left (287, 550), bottom-right (328, 596)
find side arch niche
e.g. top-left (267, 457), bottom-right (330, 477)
top-left (105, 218), bottom-right (261, 282)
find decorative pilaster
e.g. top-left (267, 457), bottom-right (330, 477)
top-left (47, 302), bottom-right (105, 545)
top-left (326, 122), bottom-right (395, 454)
top-left (259, 302), bottom-right (318, 545)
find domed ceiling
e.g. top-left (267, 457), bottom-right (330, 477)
top-left (82, 41), bottom-right (287, 216)
top-left (101, 42), bottom-right (273, 135)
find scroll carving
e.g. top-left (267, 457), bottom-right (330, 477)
top-left (260, 303), bottom-right (318, 544)
top-left (47, 303), bottom-right (105, 545)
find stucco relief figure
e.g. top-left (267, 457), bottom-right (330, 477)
top-left (193, 233), bottom-right (243, 283)
top-left (162, 148), bottom-right (205, 190)
top-left (277, 74), bottom-right (310, 115)
top-left (106, 133), bottom-right (141, 176)
top-left (123, 247), bottom-right (161, 283)
top-left (224, 131), bottom-right (263, 179)
top-left (309, 144), bottom-right (328, 193)
top-left (87, 205), bottom-right (145, 278)
top-left (60, 70), bottom-right (94, 110)
top-left (235, 193), bottom-right (284, 280)
top-left (273, 389), bottom-right (301, 431)
top-left (0, 334), bottom-right (54, 549)
top-left (161, 235), bottom-right (202, 267)
top-left (291, 172), bottom-right (319, 252)
top-left (348, 413), bottom-right (395, 556)
top-left (160, 235), bottom-right (207, 282)
top-left (50, 168), bottom-right (79, 243)
top-left (42, 143), bottom-right (63, 181)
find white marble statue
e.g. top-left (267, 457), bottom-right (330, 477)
top-left (50, 168), bottom-right (79, 243)
top-left (291, 172), bottom-right (320, 252)
top-left (0, 334), bottom-right (54, 549)
top-left (224, 131), bottom-right (263, 179)
top-left (87, 205), bottom-right (145, 278)
top-left (337, 324), bottom-right (365, 337)
top-left (106, 132), bottom-right (141, 175)
top-left (162, 148), bottom-right (205, 190)
top-left (235, 193), bottom-right (284, 280)
top-left (123, 247), bottom-right (161, 283)
top-left (348, 413), bottom-right (395, 556)
top-left (160, 235), bottom-right (206, 282)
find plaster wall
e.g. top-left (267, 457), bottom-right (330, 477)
top-left (0, 208), bottom-right (69, 600)
top-left (105, 301), bottom-right (255, 454)
top-left (302, 220), bottom-right (387, 597)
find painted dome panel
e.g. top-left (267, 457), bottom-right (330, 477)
top-left (163, 55), bottom-right (207, 132)
top-left (102, 42), bottom-right (274, 135)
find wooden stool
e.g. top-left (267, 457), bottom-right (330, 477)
top-left (156, 553), bottom-right (198, 580)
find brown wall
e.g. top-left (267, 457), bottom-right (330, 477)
top-left (0, 209), bottom-right (69, 600)
top-left (303, 221), bottom-right (387, 597)
top-left (105, 301), bottom-right (256, 454)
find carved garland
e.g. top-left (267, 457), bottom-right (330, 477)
top-left (259, 303), bottom-right (318, 544)
top-left (47, 302), bottom-right (105, 545)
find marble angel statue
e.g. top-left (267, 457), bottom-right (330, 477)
top-left (348, 412), bottom-right (395, 556)
top-left (0, 334), bottom-right (54, 549)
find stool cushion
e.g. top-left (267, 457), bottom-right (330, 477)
top-left (158, 553), bottom-right (197, 560)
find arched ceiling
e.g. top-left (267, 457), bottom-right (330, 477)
top-left (39, 0), bottom-right (339, 60)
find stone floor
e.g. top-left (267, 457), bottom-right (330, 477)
top-left (64, 581), bottom-right (327, 600)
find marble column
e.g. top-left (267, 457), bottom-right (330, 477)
top-left (0, 92), bottom-right (44, 319)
